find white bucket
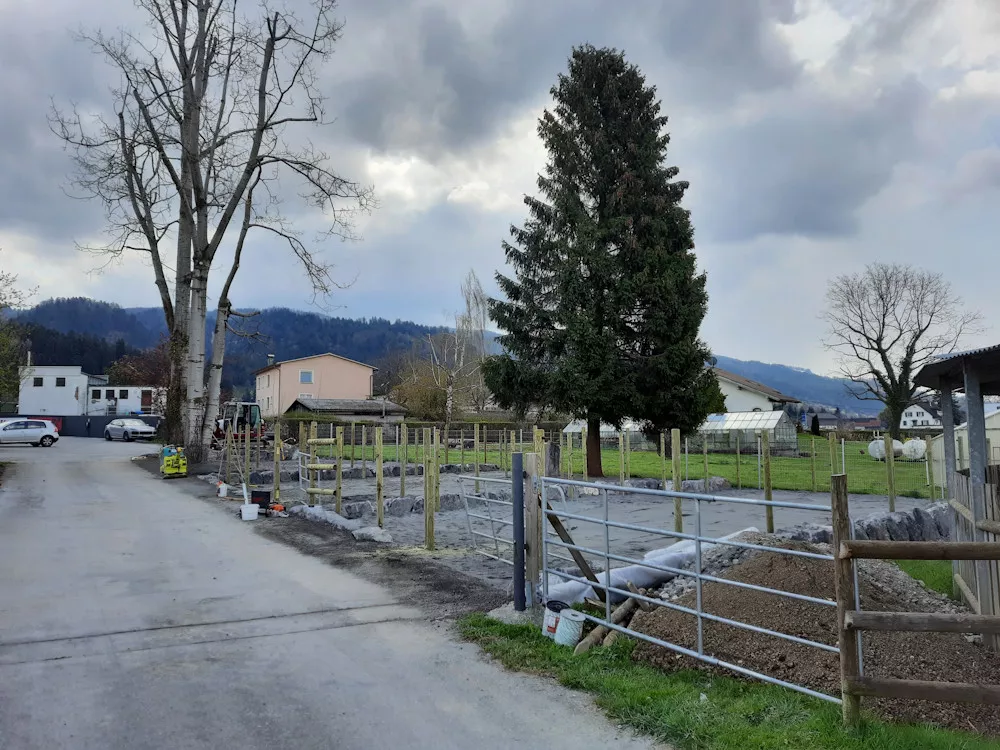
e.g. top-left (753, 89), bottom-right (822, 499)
top-left (554, 609), bottom-right (585, 647)
top-left (240, 504), bottom-right (259, 521)
top-left (218, 483), bottom-right (229, 497)
top-left (542, 600), bottom-right (568, 639)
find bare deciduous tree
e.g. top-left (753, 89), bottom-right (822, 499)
top-left (823, 263), bottom-right (982, 440)
top-left (52, 0), bottom-right (373, 460)
top-left (0, 259), bottom-right (34, 403)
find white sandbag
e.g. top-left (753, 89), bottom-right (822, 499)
top-left (544, 527), bottom-right (758, 604)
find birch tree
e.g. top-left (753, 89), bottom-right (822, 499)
top-left (52, 0), bottom-right (372, 459)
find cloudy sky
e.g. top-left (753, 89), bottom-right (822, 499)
top-left (1, 0), bottom-right (999, 374)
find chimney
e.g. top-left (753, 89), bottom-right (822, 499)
top-left (266, 353), bottom-right (275, 367)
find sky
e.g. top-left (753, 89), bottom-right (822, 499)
top-left (1, 0), bottom-right (999, 376)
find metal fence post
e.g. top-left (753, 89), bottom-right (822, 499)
top-left (512, 452), bottom-right (526, 611)
top-left (474, 423), bottom-right (481, 493)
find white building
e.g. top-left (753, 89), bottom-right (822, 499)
top-left (712, 367), bottom-right (800, 412)
top-left (18, 366), bottom-right (164, 416)
top-left (900, 402), bottom-right (941, 430)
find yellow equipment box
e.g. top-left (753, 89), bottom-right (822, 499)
top-left (160, 446), bottom-right (188, 478)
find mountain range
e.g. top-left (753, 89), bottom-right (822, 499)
top-left (13, 297), bottom-right (878, 415)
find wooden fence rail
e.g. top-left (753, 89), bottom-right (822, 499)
top-left (832, 472), bottom-right (1000, 725)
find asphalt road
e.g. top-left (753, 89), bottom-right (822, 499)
top-left (0, 438), bottom-right (659, 750)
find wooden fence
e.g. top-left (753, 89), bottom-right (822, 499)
top-left (949, 471), bottom-right (1000, 635)
top-left (832, 474), bottom-right (1000, 726)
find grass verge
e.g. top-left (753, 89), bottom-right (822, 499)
top-left (459, 613), bottom-right (997, 750)
top-left (896, 560), bottom-right (955, 598)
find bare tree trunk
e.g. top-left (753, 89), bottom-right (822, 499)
top-left (201, 304), bottom-right (230, 453)
top-left (586, 415), bottom-right (604, 478)
top-left (887, 403), bottom-right (904, 442)
top-left (445, 373), bottom-right (455, 424)
top-left (184, 268), bottom-right (209, 462)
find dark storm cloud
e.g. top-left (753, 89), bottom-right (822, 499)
top-left (335, 0), bottom-right (803, 157)
top-left (693, 79), bottom-right (929, 242)
top-left (0, 20), bottom-right (116, 242)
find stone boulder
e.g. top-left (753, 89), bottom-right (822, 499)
top-left (384, 496), bottom-right (416, 516)
top-left (352, 526), bottom-right (393, 543)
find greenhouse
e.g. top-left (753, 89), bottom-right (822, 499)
top-left (697, 410), bottom-right (798, 454)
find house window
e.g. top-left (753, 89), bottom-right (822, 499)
top-left (902, 420), bottom-right (908, 426)
top-left (299, 393), bottom-right (313, 399)
top-left (299, 370), bottom-right (313, 384)
top-left (266, 374), bottom-right (270, 387)
top-left (266, 396), bottom-right (272, 410)
top-left (106, 389), bottom-right (115, 399)
top-left (904, 411), bottom-right (912, 417)
top-left (33, 377), bottom-right (43, 387)
top-left (91, 389), bottom-right (101, 399)
top-left (119, 389), bottom-right (129, 399)
top-left (55, 377), bottom-right (66, 387)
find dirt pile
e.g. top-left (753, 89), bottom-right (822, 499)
top-left (630, 544), bottom-right (1000, 736)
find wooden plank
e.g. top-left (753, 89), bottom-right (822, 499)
top-left (846, 677), bottom-right (1000, 705)
top-left (831, 474), bottom-right (860, 727)
top-left (955, 573), bottom-right (982, 615)
top-left (978, 519), bottom-right (1000, 535)
top-left (840, 540), bottom-right (1000, 561)
top-left (950, 498), bottom-right (976, 524)
top-left (305, 463), bottom-right (337, 470)
top-left (845, 610), bottom-right (1000, 634)
top-left (305, 438), bottom-right (340, 446)
top-left (305, 488), bottom-right (335, 495)
top-left (545, 503), bottom-right (605, 603)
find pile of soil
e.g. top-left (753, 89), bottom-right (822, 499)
top-left (630, 543), bottom-right (1000, 736)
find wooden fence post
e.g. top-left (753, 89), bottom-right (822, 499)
top-left (811, 436), bottom-right (817, 492)
top-left (433, 427), bottom-right (441, 511)
top-left (524, 452), bottom-right (542, 607)
top-left (671, 428), bottom-right (682, 533)
top-left (244, 423), bottom-right (252, 485)
top-left (762, 431), bottom-right (774, 533)
top-left (829, 432), bottom-right (837, 478)
top-left (618, 430), bottom-right (625, 485)
top-left (831, 473), bottom-right (861, 727)
top-left (926, 436), bottom-right (935, 501)
top-left (225, 423), bottom-right (235, 485)
top-left (308, 421), bottom-right (318, 506)
top-left (298, 421), bottom-right (306, 459)
top-left (350, 422), bottom-right (356, 468)
top-left (400, 423), bottom-right (407, 497)
top-left (474, 423), bottom-right (481, 493)
top-left (335, 426), bottom-right (343, 514)
top-left (703, 438), bottom-right (710, 494)
top-left (273, 420), bottom-right (281, 504)
top-left (460, 428), bottom-right (466, 469)
top-left (735, 432), bottom-right (741, 489)
top-left (423, 427), bottom-right (434, 550)
top-left (375, 426), bottom-right (384, 528)
top-left (660, 432), bottom-right (667, 491)
top-left (884, 433), bottom-right (896, 512)
top-left (582, 426), bottom-right (588, 483)
top-left (361, 425), bottom-right (367, 477)
top-left (443, 424), bottom-right (450, 466)
top-left (625, 429), bottom-right (631, 480)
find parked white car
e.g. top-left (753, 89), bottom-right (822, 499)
top-left (0, 419), bottom-right (59, 447)
top-left (104, 418), bottom-right (157, 442)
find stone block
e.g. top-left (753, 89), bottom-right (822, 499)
top-left (779, 523), bottom-right (832, 544)
top-left (352, 526), bottom-right (393, 543)
top-left (341, 501), bottom-right (372, 520)
top-left (438, 493), bottom-right (464, 512)
top-left (384, 496), bottom-right (416, 516)
top-left (911, 506), bottom-right (942, 541)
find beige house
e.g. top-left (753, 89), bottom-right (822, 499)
top-left (254, 353), bottom-right (376, 419)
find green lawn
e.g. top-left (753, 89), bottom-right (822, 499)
top-left (459, 614), bottom-right (997, 750)
top-left (320, 433), bottom-right (935, 499)
top-left (895, 560), bottom-right (955, 598)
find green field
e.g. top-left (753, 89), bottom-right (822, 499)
top-left (325, 432), bottom-right (936, 499)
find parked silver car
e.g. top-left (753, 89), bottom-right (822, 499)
top-left (104, 418), bottom-right (157, 442)
top-left (0, 419), bottom-right (59, 447)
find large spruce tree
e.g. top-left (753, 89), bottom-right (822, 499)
top-left (484, 45), bottom-right (722, 477)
